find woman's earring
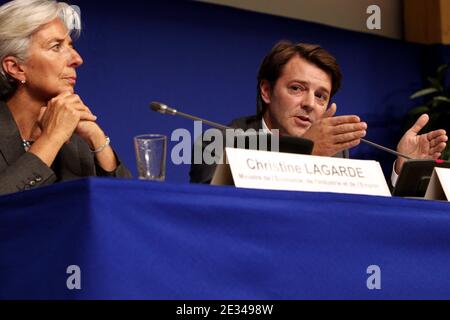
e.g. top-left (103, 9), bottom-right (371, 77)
top-left (21, 80), bottom-right (26, 84)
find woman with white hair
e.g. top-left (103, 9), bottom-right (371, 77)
top-left (0, 0), bottom-right (131, 195)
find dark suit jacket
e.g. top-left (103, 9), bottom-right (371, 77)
top-left (189, 115), bottom-right (349, 184)
top-left (0, 101), bottom-right (131, 195)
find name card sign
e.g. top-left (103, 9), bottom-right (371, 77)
top-left (212, 148), bottom-right (391, 197)
top-left (425, 168), bottom-right (450, 201)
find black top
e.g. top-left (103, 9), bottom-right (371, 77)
top-left (189, 114), bottom-right (349, 184)
top-left (0, 101), bottom-right (131, 195)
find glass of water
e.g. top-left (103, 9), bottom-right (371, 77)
top-left (134, 134), bottom-right (167, 181)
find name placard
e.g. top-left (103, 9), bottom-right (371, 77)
top-left (425, 167), bottom-right (450, 201)
top-left (212, 148), bottom-right (391, 197)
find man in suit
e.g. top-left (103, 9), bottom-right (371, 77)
top-left (190, 41), bottom-right (447, 184)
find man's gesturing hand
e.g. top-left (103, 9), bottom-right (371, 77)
top-left (395, 114), bottom-right (448, 174)
top-left (302, 103), bottom-right (367, 156)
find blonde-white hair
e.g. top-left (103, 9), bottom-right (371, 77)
top-left (0, 0), bottom-right (81, 99)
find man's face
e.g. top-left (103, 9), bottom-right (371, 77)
top-left (261, 55), bottom-right (332, 137)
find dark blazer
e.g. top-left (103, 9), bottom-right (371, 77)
top-left (0, 101), bottom-right (131, 195)
top-left (189, 115), bottom-right (349, 184)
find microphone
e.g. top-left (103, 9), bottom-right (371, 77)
top-left (151, 101), bottom-right (230, 131)
top-left (360, 138), bottom-right (411, 160)
top-left (150, 101), bottom-right (412, 160)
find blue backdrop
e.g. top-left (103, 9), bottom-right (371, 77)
top-left (1, 0), bottom-right (449, 182)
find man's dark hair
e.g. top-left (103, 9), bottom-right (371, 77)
top-left (256, 40), bottom-right (342, 115)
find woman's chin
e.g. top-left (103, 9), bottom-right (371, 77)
top-left (54, 85), bottom-right (75, 95)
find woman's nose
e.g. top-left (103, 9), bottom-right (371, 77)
top-left (68, 48), bottom-right (83, 68)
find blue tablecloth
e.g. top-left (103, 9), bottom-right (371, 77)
top-left (1, 178), bottom-right (450, 299)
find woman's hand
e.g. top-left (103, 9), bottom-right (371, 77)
top-left (66, 95), bottom-right (118, 172)
top-left (76, 120), bottom-right (106, 150)
top-left (36, 92), bottom-right (117, 172)
top-left (29, 92), bottom-right (96, 167)
top-left (39, 91), bottom-right (97, 146)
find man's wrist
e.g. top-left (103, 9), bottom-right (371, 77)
top-left (395, 157), bottom-right (405, 175)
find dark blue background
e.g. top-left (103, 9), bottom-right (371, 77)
top-left (2, 0), bottom-right (450, 182)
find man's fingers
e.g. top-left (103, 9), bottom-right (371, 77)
top-left (430, 142), bottom-right (447, 154)
top-left (331, 122), bottom-right (367, 135)
top-left (337, 139), bottom-right (362, 150)
top-left (325, 115), bottom-right (362, 126)
top-left (409, 114), bottom-right (429, 134)
top-left (430, 135), bottom-right (448, 148)
top-left (322, 103), bottom-right (337, 119)
top-left (333, 131), bottom-right (367, 144)
top-left (427, 129), bottom-right (447, 141)
top-left (431, 152), bottom-right (442, 160)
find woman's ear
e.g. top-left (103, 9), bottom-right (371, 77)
top-left (2, 56), bottom-right (25, 82)
top-left (260, 80), bottom-right (272, 105)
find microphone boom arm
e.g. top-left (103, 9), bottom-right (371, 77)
top-left (150, 101), bottom-right (413, 160)
top-left (151, 101), bottom-right (230, 130)
top-left (175, 110), bottom-right (231, 131)
top-left (361, 139), bottom-right (411, 160)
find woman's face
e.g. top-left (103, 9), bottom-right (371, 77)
top-left (21, 18), bottom-right (83, 101)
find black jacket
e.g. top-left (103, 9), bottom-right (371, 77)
top-left (0, 101), bottom-right (131, 195)
top-left (189, 115), bottom-right (348, 184)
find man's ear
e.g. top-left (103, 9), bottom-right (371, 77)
top-left (260, 80), bottom-right (272, 104)
top-left (2, 56), bottom-right (25, 82)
